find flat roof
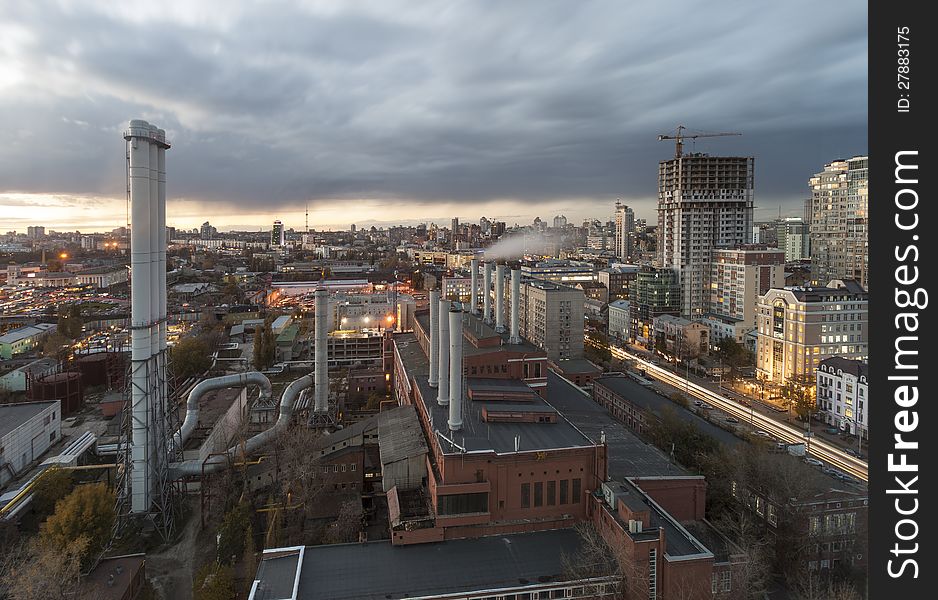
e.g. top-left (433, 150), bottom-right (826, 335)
top-left (593, 376), bottom-right (742, 448)
top-left (0, 323), bottom-right (56, 344)
top-left (544, 371), bottom-right (684, 478)
top-left (395, 333), bottom-right (594, 455)
top-left (0, 401), bottom-right (57, 439)
top-left (252, 529), bottom-right (596, 600)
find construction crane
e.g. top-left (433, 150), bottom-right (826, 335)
top-left (657, 125), bottom-right (741, 159)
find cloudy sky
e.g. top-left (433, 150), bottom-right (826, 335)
top-left (0, 0), bottom-right (867, 233)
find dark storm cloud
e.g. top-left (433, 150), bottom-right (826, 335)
top-left (0, 0), bottom-right (866, 223)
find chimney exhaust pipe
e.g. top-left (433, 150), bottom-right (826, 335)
top-left (495, 262), bottom-right (506, 333)
top-left (469, 257), bottom-right (479, 315)
top-left (509, 267), bottom-right (521, 344)
top-left (437, 297), bottom-right (450, 406)
top-left (483, 262), bottom-right (493, 324)
top-left (447, 308), bottom-right (463, 431)
top-left (314, 284), bottom-right (329, 413)
top-left (428, 289), bottom-right (440, 387)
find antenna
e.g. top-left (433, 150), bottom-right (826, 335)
top-left (306, 202), bottom-right (309, 234)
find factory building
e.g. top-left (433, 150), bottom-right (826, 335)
top-left (0, 323), bottom-right (57, 359)
top-left (0, 401), bottom-right (61, 487)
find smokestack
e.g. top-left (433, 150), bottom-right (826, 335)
top-left (510, 267), bottom-right (521, 344)
top-left (437, 297), bottom-right (450, 406)
top-left (314, 283), bottom-right (329, 413)
top-left (157, 129), bottom-right (168, 427)
top-left (495, 262), bottom-right (506, 333)
top-left (428, 289), bottom-right (440, 387)
top-left (448, 308), bottom-right (463, 431)
top-left (125, 120), bottom-right (169, 514)
top-left (483, 261), bottom-right (493, 324)
top-left (469, 257), bottom-right (479, 315)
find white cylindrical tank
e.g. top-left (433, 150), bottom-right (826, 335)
top-left (495, 263), bottom-right (506, 333)
top-left (314, 284), bottom-right (329, 413)
top-left (483, 262), bottom-right (493, 324)
top-left (447, 308), bottom-right (463, 431)
top-left (437, 297), bottom-right (450, 406)
top-left (469, 258), bottom-right (479, 315)
top-left (428, 289), bottom-right (440, 388)
top-left (126, 120), bottom-right (153, 514)
top-left (510, 267), bottom-right (521, 344)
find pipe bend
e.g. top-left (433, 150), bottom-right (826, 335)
top-left (174, 371), bottom-right (273, 448)
top-left (169, 373), bottom-right (311, 477)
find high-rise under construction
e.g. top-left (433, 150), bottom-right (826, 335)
top-left (657, 153), bottom-right (754, 318)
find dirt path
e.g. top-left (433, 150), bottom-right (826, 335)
top-left (146, 506), bottom-right (202, 600)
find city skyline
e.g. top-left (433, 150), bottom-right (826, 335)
top-left (1, 1), bottom-right (866, 232)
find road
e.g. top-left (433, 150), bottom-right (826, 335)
top-left (607, 345), bottom-right (868, 482)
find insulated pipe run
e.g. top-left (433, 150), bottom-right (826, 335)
top-left (495, 263), bottom-right (506, 333)
top-left (469, 258), bottom-right (479, 315)
top-left (437, 297), bottom-right (450, 406)
top-left (447, 308), bottom-right (463, 431)
top-left (170, 373), bottom-right (311, 477)
top-left (314, 285), bottom-right (329, 413)
top-left (428, 289), bottom-right (440, 387)
top-left (509, 268), bottom-right (521, 344)
top-left (483, 262), bottom-right (493, 324)
top-left (173, 371), bottom-right (273, 448)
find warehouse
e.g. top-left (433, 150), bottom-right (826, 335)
top-left (0, 401), bottom-right (61, 487)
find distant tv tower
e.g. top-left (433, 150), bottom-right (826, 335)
top-left (306, 202), bottom-right (309, 233)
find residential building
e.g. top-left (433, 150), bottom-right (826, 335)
top-left (521, 259), bottom-right (596, 285)
top-left (598, 264), bottom-right (639, 301)
top-left (608, 299), bottom-right (631, 341)
top-left (652, 315), bottom-right (709, 359)
top-left (518, 280), bottom-right (585, 360)
top-left (199, 221), bottom-right (217, 239)
top-left (809, 156), bottom-right (869, 289)
top-left (440, 275), bottom-right (472, 303)
top-left (614, 201), bottom-right (635, 262)
top-left (657, 154), bottom-right (754, 318)
top-left (553, 214), bottom-right (568, 228)
top-left (699, 313), bottom-right (750, 345)
top-left (271, 219), bottom-right (285, 247)
top-left (708, 246), bottom-right (785, 330)
top-left (777, 217), bottom-right (810, 262)
top-left (27, 226), bottom-right (45, 239)
top-left (755, 280), bottom-right (868, 385)
top-left (628, 267), bottom-right (680, 345)
top-left (816, 357), bottom-right (868, 437)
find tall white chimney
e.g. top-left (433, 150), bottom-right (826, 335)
top-left (447, 308), bottom-right (463, 431)
top-left (428, 289), bottom-right (440, 387)
top-left (495, 262), bottom-right (506, 333)
top-left (125, 120), bottom-right (169, 514)
top-left (509, 267), bottom-right (521, 344)
top-left (469, 257), bottom-right (479, 315)
top-left (437, 297), bottom-right (450, 406)
top-left (156, 129), bottom-right (168, 423)
top-left (314, 283), bottom-right (329, 413)
top-left (483, 262), bottom-right (493, 324)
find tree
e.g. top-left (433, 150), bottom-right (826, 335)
top-left (30, 468), bottom-right (73, 519)
top-left (715, 338), bottom-right (752, 379)
top-left (713, 511), bottom-right (772, 599)
top-left (170, 336), bottom-right (212, 379)
top-left (57, 305), bottom-right (83, 339)
top-left (323, 499), bottom-right (363, 544)
top-left (41, 332), bottom-right (72, 360)
top-left (193, 561), bottom-right (235, 600)
top-left (252, 320), bottom-right (276, 370)
top-left (217, 501), bottom-right (252, 565)
top-left (39, 482), bottom-right (115, 564)
top-left (1, 537), bottom-right (87, 600)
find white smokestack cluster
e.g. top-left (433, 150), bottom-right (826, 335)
top-left (447, 308), bottom-right (463, 431)
top-left (469, 257), bottom-right (479, 315)
top-left (509, 267), bottom-right (521, 344)
top-left (437, 297), bottom-right (450, 406)
top-left (495, 262), bottom-right (506, 333)
top-left (428, 289), bottom-right (440, 387)
top-left (125, 120), bottom-right (170, 514)
top-left (483, 262), bottom-right (493, 324)
top-left (314, 283), bottom-right (329, 413)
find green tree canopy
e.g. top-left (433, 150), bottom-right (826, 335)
top-left (39, 482), bottom-right (114, 564)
